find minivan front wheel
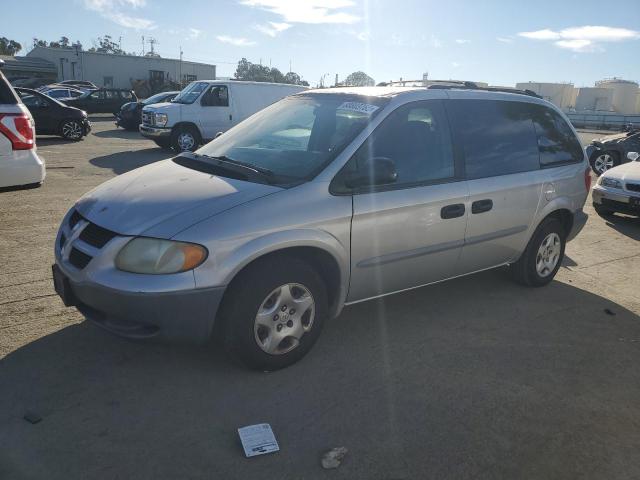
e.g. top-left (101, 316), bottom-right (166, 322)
top-left (219, 256), bottom-right (327, 370)
top-left (171, 125), bottom-right (200, 152)
top-left (511, 217), bottom-right (565, 287)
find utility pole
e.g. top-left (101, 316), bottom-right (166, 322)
top-left (289, 59), bottom-right (292, 73)
top-left (141, 35), bottom-right (145, 55)
top-left (179, 46), bottom-right (183, 86)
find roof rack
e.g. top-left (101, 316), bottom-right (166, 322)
top-left (377, 79), bottom-right (479, 87)
top-left (427, 84), bottom-right (542, 98)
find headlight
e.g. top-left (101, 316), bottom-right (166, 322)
top-left (154, 113), bottom-right (168, 127)
top-left (115, 238), bottom-right (207, 274)
top-left (599, 177), bottom-right (622, 189)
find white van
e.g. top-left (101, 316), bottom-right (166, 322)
top-left (139, 80), bottom-right (307, 151)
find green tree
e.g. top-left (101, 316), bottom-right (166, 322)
top-left (234, 58), bottom-right (309, 85)
top-left (0, 37), bottom-right (22, 56)
top-left (343, 71), bottom-right (375, 87)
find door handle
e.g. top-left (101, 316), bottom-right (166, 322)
top-left (471, 199), bottom-right (493, 214)
top-left (441, 203), bottom-right (465, 219)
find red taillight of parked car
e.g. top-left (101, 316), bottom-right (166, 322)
top-left (584, 167), bottom-right (591, 191)
top-left (0, 113), bottom-right (35, 150)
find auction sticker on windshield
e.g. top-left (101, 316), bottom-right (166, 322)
top-left (337, 102), bottom-right (379, 115)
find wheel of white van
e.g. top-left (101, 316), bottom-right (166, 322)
top-left (218, 255), bottom-right (327, 370)
top-left (60, 119), bottom-right (84, 141)
top-left (171, 125), bottom-right (200, 152)
top-left (510, 217), bottom-right (565, 287)
top-left (590, 151), bottom-right (618, 176)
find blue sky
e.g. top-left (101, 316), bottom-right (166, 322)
top-left (2, 0), bottom-right (640, 87)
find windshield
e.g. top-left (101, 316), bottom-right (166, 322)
top-left (198, 94), bottom-right (388, 183)
top-left (143, 92), bottom-right (174, 105)
top-left (171, 82), bottom-right (208, 104)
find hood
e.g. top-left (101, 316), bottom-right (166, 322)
top-left (75, 159), bottom-right (282, 238)
top-left (142, 102), bottom-right (176, 113)
top-left (594, 132), bottom-right (636, 145)
top-left (601, 160), bottom-right (640, 183)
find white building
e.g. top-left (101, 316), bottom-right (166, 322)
top-left (26, 46), bottom-right (216, 90)
top-left (515, 82), bottom-right (575, 109)
top-left (594, 78), bottom-right (639, 115)
top-left (575, 87), bottom-right (614, 111)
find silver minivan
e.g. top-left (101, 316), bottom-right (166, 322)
top-left (53, 85), bottom-right (590, 370)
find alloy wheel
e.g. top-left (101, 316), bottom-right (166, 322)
top-left (593, 153), bottom-right (614, 174)
top-left (62, 121), bottom-right (83, 140)
top-left (253, 283), bottom-right (315, 355)
top-left (535, 232), bottom-right (561, 277)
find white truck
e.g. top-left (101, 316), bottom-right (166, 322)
top-left (139, 80), bottom-right (307, 151)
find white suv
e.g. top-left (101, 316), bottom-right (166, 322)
top-left (0, 61), bottom-right (45, 189)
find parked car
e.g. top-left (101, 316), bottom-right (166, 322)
top-left (53, 85), bottom-right (589, 370)
top-left (15, 88), bottom-right (91, 141)
top-left (0, 60), bottom-right (45, 188)
top-left (586, 130), bottom-right (640, 176)
top-left (65, 88), bottom-right (137, 114)
top-left (115, 90), bottom-right (179, 131)
top-left (38, 86), bottom-right (84, 101)
top-left (592, 151), bottom-right (640, 217)
top-left (140, 80), bottom-right (307, 151)
top-left (57, 80), bottom-right (99, 91)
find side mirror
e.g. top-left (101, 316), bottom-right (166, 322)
top-left (627, 151), bottom-right (639, 162)
top-left (215, 131), bottom-right (223, 139)
top-left (343, 157), bottom-right (398, 189)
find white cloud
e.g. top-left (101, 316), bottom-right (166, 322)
top-left (240, 0), bottom-right (359, 24)
top-left (254, 21), bottom-right (292, 37)
top-left (188, 28), bottom-right (203, 40)
top-left (451, 61), bottom-right (461, 67)
top-left (83, 0), bottom-right (156, 29)
top-left (518, 25), bottom-right (640, 52)
top-left (455, 39), bottom-right (469, 44)
top-left (430, 35), bottom-right (442, 48)
top-left (216, 35), bottom-right (257, 46)
top-left (496, 36), bottom-right (513, 43)
top-left (356, 31), bottom-right (369, 41)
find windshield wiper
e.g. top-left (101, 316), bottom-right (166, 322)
top-left (178, 152), bottom-right (276, 184)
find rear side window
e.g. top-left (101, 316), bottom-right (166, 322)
top-left (447, 99), bottom-right (540, 179)
top-left (529, 105), bottom-right (583, 166)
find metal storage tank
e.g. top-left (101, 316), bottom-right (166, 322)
top-left (595, 78), bottom-right (639, 115)
top-left (515, 82), bottom-right (575, 109)
top-left (575, 87), bottom-right (614, 111)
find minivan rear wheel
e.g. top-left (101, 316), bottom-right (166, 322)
top-left (510, 217), bottom-right (565, 287)
top-left (590, 150), bottom-right (619, 176)
top-left (218, 256), bottom-right (327, 370)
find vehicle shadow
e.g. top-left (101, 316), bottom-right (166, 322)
top-left (87, 115), bottom-right (117, 123)
top-left (90, 148), bottom-right (170, 175)
top-left (93, 129), bottom-right (140, 139)
top-left (602, 213), bottom-right (640, 241)
top-left (2, 269), bottom-right (640, 479)
top-left (36, 136), bottom-right (79, 147)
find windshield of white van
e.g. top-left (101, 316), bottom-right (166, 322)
top-left (172, 82), bottom-right (208, 104)
top-left (197, 94), bottom-right (388, 184)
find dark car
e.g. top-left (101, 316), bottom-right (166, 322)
top-left (15, 87), bottom-right (91, 141)
top-left (57, 80), bottom-right (99, 91)
top-left (586, 131), bottom-right (640, 176)
top-left (115, 90), bottom-right (179, 131)
top-left (65, 88), bottom-right (138, 114)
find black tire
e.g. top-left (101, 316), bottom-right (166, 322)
top-left (171, 125), bottom-right (200, 152)
top-left (153, 138), bottom-right (171, 149)
top-left (589, 150), bottom-right (619, 176)
top-left (510, 217), bottom-right (566, 287)
top-left (218, 255), bottom-right (328, 371)
top-left (594, 204), bottom-right (614, 218)
top-left (60, 119), bottom-right (84, 141)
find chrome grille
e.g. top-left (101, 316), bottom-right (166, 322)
top-left (626, 183), bottom-right (640, 193)
top-left (141, 111), bottom-right (154, 126)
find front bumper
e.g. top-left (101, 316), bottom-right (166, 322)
top-left (53, 263), bottom-right (224, 343)
top-left (139, 124), bottom-right (171, 139)
top-left (53, 208), bottom-right (225, 343)
top-left (82, 118), bottom-right (92, 135)
top-left (592, 184), bottom-right (640, 216)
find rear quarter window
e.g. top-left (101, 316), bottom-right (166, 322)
top-left (447, 99), bottom-right (540, 179)
top-left (529, 105), bottom-right (584, 166)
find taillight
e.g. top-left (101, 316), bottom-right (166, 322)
top-left (0, 113), bottom-right (35, 150)
top-left (584, 167), bottom-right (591, 191)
